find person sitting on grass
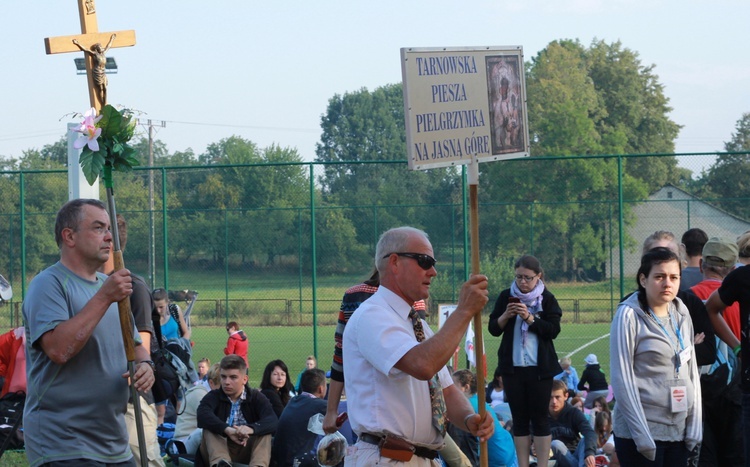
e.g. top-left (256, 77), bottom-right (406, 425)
top-left (272, 368), bottom-right (328, 466)
top-left (260, 359), bottom-right (295, 419)
top-left (295, 355), bottom-right (317, 392)
top-left (172, 363), bottom-right (221, 458)
top-left (549, 379), bottom-right (596, 467)
top-left (577, 354), bottom-right (609, 409)
top-left (196, 357), bottom-right (211, 384)
top-left (555, 357), bottom-right (579, 399)
top-left (197, 355), bottom-right (277, 467)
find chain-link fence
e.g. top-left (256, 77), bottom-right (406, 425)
top-left (1, 153), bottom-right (745, 381)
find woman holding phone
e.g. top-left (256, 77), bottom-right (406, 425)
top-left (489, 255), bottom-right (563, 467)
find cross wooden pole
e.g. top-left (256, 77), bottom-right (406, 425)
top-left (44, 0), bottom-right (135, 112)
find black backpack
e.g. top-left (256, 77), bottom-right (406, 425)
top-left (0, 391), bottom-right (25, 453)
top-left (151, 306), bottom-right (181, 406)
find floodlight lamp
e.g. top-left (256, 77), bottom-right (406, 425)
top-left (73, 56), bottom-right (119, 75)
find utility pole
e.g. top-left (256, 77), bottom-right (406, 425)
top-left (146, 119), bottom-right (166, 289)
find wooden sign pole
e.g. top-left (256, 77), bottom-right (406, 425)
top-left (467, 158), bottom-right (489, 466)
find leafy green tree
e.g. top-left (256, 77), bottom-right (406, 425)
top-left (586, 40), bottom-right (683, 191)
top-left (315, 84), bottom-right (461, 250)
top-left (131, 136), bottom-right (169, 165)
top-left (18, 138), bottom-right (68, 170)
top-left (725, 113), bottom-right (750, 152)
top-left (481, 39), bottom-right (666, 279)
top-left (526, 40), bottom-right (602, 156)
top-left (168, 137), bottom-right (312, 267)
top-left (692, 113), bottom-right (750, 219)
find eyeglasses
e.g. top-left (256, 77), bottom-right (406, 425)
top-left (77, 225), bottom-right (111, 236)
top-left (515, 274), bottom-right (538, 282)
top-left (383, 252), bottom-right (437, 270)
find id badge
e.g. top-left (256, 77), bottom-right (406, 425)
top-left (668, 379), bottom-right (687, 413)
top-left (679, 347), bottom-right (692, 368)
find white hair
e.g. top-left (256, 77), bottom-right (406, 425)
top-left (374, 227), bottom-right (429, 273)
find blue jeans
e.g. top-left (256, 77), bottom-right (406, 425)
top-left (614, 436), bottom-right (687, 466)
top-left (551, 439), bottom-right (586, 467)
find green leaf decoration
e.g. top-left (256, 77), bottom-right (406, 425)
top-left (80, 147), bottom-right (105, 186)
top-left (77, 104), bottom-right (140, 184)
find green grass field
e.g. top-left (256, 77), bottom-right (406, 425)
top-left (190, 319), bottom-right (613, 387)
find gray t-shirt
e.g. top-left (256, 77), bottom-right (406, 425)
top-left (23, 262), bottom-right (133, 466)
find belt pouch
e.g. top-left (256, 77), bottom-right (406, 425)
top-left (380, 434), bottom-right (415, 462)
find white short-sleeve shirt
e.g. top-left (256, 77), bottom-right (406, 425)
top-left (342, 286), bottom-right (453, 447)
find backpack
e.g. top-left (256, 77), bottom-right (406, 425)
top-left (0, 391), bottom-right (25, 452)
top-left (168, 303), bottom-right (184, 338)
top-left (151, 302), bottom-right (182, 406)
top-left (151, 348), bottom-right (182, 406)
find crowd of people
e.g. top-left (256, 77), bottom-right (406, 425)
top-left (14, 198), bottom-right (750, 467)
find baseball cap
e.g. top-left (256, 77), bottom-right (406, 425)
top-left (702, 237), bottom-right (738, 267)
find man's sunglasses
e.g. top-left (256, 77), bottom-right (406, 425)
top-left (383, 252), bottom-right (437, 270)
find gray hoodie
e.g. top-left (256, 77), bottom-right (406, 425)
top-left (610, 292), bottom-right (702, 461)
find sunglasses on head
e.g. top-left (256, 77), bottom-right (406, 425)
top-left (383, 252), bottom-right (437, 270)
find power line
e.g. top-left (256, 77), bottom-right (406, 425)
top-left (159, 120), bottom-right (318, 133)
top-left (0, 130), bottom-right (65, 142)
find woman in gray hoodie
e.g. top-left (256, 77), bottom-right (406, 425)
top-left (610, 247), bottom-right (702, 466)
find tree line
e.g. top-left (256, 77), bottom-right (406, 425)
top-left (1, 39), bottom-right (748, 282)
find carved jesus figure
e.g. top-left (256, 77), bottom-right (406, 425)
top-left (72, 33), bottom-right (116, 106)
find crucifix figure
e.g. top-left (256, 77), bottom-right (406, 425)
top-left (72, 33), bottom-right (116, 106)
top-left (44, 0), bottom-right (136, 112)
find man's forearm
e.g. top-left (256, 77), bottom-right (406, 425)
top-left (707, 292), bottom-right (739, 348)
top-left (395, 308), bottom-right (473, 380)
top-left (39, 293), bottom-right (113, 364)
top-left (443, 384), bottom-right (475, 432)
top-left (326, 379), bottom-right (344, 414)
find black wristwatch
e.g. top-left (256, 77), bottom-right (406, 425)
top-left (139, 360), bottom-right (156, 372)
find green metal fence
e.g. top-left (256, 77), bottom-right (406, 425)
top-left (1, 153), bottom-right (746, 382)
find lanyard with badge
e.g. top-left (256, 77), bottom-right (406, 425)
top-left (648, 305), bottom-right (690, 413)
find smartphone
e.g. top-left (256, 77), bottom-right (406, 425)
top-left (508, 297), bottom-right (520, 303)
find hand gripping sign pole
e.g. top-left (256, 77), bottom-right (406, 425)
top-left (402, 46), bottom-right (529, 467)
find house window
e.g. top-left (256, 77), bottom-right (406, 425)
top-left (667, 191), bottom-right (673, 199)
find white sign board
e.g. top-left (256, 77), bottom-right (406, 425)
top-left (401, 46), bottom-right (530, 170)
top-left (438, 304), bottom-right (457, 329)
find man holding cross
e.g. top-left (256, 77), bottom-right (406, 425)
top-left (23, 199), bottom-right (155, 467)
top-left (342, 226), bottom-right (494, 466)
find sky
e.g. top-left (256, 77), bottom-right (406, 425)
top-left (2, 1), bottom-right (748, 175)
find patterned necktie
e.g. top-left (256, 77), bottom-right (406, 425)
top-left (409, 308), bottom-right (447, 436)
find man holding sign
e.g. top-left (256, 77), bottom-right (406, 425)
top-left (343, 226), bottom-right (493, 466)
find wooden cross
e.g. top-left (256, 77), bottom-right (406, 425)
top-left (44, 0), bottom-right (136, 111)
